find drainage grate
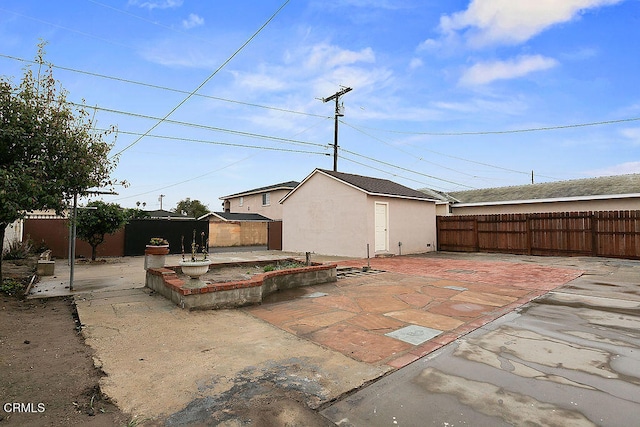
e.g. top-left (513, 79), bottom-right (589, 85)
top-left (337, 267), bottom-right (385, 279)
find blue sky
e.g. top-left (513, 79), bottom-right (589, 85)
top-left (1, 0), bottom-right (639, 211)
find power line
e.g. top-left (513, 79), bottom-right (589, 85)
top-left (71, 102), bottom-right (327, 148)
top-left (110, 155), bottom-right (256, 203)
top-left (340, 155), bottom-right (433, 187)
top-left (0, 53), bottom-right (329, 119)
top-left (339, 147), bottom-right (474, 189)
top-left (346, 116), bottom-right (640, 136)
top-left (341, 120), bottom-right (483, 179)
top-left (0, 7), bottom-right (134, 50)
top-left (96, 128), bottom-right (330, 155)
top-left (341, 119), bottom-right (559, 180)
top-left (110, 0), bottom-right (291, 158)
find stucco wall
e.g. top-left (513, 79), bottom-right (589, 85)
top-left (228, 189), bottom-right (291, 220)
top-left (448, 197), bottom-right (640, 215)
top-left (3, 219), bottom-right (23, 248)
top-left (282, 172), bottom-right (369, 257)
top-left (370, 195), bottom-right (437, 256)
top-left (282, 173), bottom-right (437, 258)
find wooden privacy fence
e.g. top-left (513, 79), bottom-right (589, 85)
top-left (436, 211), bottom-right (640, 260)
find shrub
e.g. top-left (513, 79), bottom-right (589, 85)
top-left (0, 279), bottom-right (25, 296)
top-left (2, 238), bottom-right (33, 260)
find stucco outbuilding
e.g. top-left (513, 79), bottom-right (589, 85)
top-left (281, 169), bottom-right (438, 258)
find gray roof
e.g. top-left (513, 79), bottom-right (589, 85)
top-left (145, 209), bottom-right (194, 219)
top-left (221, 181), bottom-right (299, 199)
top-left (319, 169), bottom-right (434, 200)
top-left (438, 174), bottom-right (640, 204)
top-left (201, 212), bottom-right (272, 222)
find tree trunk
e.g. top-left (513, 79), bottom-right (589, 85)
top-left (91, 244), bottom-right (97, 261)
top-left (0, 224), bottom-right (5, 281)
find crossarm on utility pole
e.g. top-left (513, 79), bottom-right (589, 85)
top-left (322, 87), bottom-right (353, 171)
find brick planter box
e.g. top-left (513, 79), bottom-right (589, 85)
top-left (146, 260), bottom-right (337, 310)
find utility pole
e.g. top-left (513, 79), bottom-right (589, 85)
top-left (322, 87), bottom-right (352, 171)
top-left (159, 194), bottom-right (165, 210)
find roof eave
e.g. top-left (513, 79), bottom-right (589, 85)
top-left (220, 185), bottom-right (297, 200)
top-left (453, 193), bottom-right (640, 207)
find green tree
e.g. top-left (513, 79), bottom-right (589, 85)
top-left (125, 208), bottom-right (150, 220)
top-left (174, 198), bottom-right (209, 219)
top-left (0, 43), bottom-right (119, 278)
top-left (76, 201), bottom-right (127, 261)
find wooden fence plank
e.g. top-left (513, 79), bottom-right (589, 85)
top-left (436, 210), bottom-right (640, 260)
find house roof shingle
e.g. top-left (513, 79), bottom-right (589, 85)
top-left (438, 174), bottom-right (640, 204)
top-left (220, 181), bottom-right (299, 200)
top-left (318, 169), bottom-right (435, 200)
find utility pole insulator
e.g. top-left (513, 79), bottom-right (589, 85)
top-left (322, 87), bottom-right (353, 172)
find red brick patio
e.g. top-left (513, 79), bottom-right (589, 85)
top-left (246, 255), bottom-right (583, 368)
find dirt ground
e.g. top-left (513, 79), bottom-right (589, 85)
top-left (1, 258), bottom-right (338, 426)
top-left (0, 259), bottom-right (129, 426)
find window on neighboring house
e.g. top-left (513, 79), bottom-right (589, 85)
top-left (239, 196), bottom-right (243, 207)
top-left (262, 192), bottom-right (270, 206)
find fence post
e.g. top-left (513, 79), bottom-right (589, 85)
top-left (591, 212), bottom-right (598, 257)
top-left (474, 217), bottom-right (479, 252)
top-left (526, 215), bottom-right (532, 256)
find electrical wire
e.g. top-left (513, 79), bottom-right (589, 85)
top-left (0, 7), bottom-right (134, 50)
top-left (340, 120), bottom-right (482, 179)
top-left (110, 0), bottom-right (291, 158)
top-left (346, 117), bottom-right (640, 136)
top-left (341, 119), bottom-right (558, 181)
top-left (0, 54), bottom-right (329, 119)
top-left (110, 155), bottom-right (256, 202)
top-left (71, 102), bottom-right (327, 148)
top-left (339, 147), bottom-right (475, 189)
top-left (339, 155), bottom-right (433, 187)
top-left (97, 128), bottom-right (330, 155)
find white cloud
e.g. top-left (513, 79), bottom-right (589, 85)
top-left (439, 0), bottom-right (624, 47)
top-left (460, 55), bottom-right (558, 86)
top-left (182, 13), bottom-right (204, 29)
top-left (304, 44), bottom-right (375, 70)
top-left (590, 161), bottom-right (640, 176)
top-left (128, 0), bottom-right (183, 10)
top-left (232, 72), bottom-right (287, 92)
top-left (620, 127), bottom-right (640, 145)
top-left (416, 38), bottom-right (441, 52)
top-left (140, 41), bottom-right (220, 68)
top-left (409, 58), bottom-right (423, 70)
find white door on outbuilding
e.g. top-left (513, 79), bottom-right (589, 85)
top-left (374, 202), bottom-right (388, 252)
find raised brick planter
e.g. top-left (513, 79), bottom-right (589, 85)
top-left (146, 261), bottom-right (337, 310)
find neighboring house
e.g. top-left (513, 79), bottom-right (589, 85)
top-left (198, 212), bottom-right (271, 247)
top-left (281, 169), bottom-right (438, 258)
top-left (430, 174), bottom-right (640, 215)
top-left (220, 181), bottom-right (299, 221)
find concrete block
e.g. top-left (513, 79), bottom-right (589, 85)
top-left (37, 260), bottom-right (55, 276)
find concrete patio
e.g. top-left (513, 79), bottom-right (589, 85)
top-left (26, 250), bottom-right (640, 425)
